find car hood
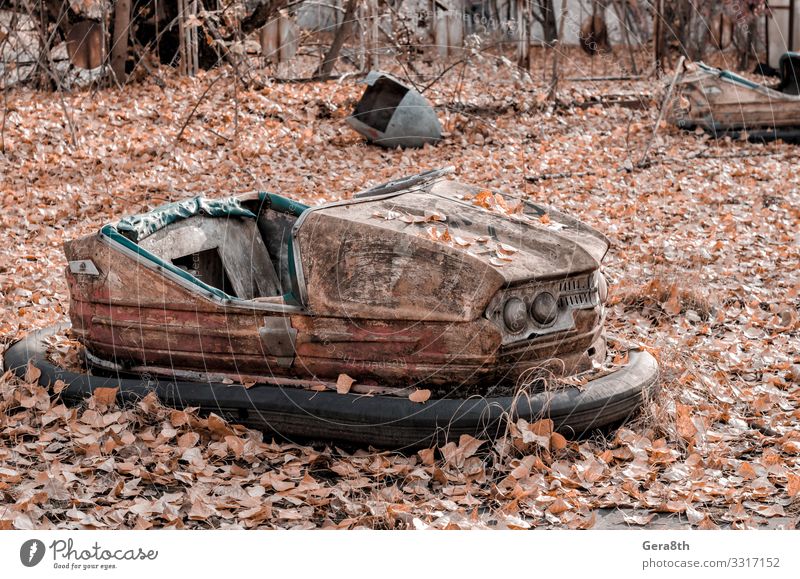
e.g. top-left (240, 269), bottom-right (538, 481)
top-left (294, 179), bottom-right (610, 321)
top-left (326, 179), bottom-right (609, 284)
top-left (432, 180), bottom-right (608, 281)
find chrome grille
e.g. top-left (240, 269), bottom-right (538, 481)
top-left (558, 275), bottom-right (598, 309)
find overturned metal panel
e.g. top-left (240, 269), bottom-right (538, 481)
top-left (346, 72), bottom-right (442, 148)
top-left (670, 57), bottom-right (800, 132)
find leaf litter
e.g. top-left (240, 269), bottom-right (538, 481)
top-left (0, 59), bottom-right (798, 529)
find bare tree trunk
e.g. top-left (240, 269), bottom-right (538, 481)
top-left (547, 0), bottom-right (567, 101)
top-left (516, 0), bottom-right (530, 69)
top-left (532, 0), bottom-right (557, 43)
top-left (111, 0), bottom-right (131, 83)
top-left (178, 0), bottom-right (187, 74)
top-left (314, 0), bottom-right (360, 79)
top-left (190, 0), bottom-right (199, 75)
top-left (653, 0), bottom-right (665, 73)
top-left (366, 0), bottom-right (380, 70)
top-left (178, 0), bottom-right (199, 76)
top-left (612, 0), bottom-right (638, 75)
top-left (739, 17), bottom-right (756, 70)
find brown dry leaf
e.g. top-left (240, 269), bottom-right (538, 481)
top-left (737, 462), bottom-right (758, 480)
top-left (169, 411), bottom-right (190, 429)
top-left (92, 387), bottom-right (119, 406)
top-left (530, 418), bottom-right (554, 438)
top-left (518, 418), bottom-right (551, 448)
top-left (685, 505), bottom-right (706, 525)
top-left (25, 361), bottom-right (41, 384)
top-left (336, 374), bottom-right (355, 395)
top-left (497, 242), bottom-right (518, 255)
top-left (270, 479), bottom-right (295, 492)
top-left (663, 286), bottom-right (682, 316)
top-left (224, 435), bottom-right (245, 458)
top-left (188, 500), bottom-right (215, 520)
top-left (473, 189), bottom-right (495, 209)
top-left (409, 389), bottom-right (431, 403)
top-left (550, 432), bottom-right (568, 451)
top-left (418, 448), bottom-right (435, 466)
top-left (675, 403), bottom-right (697, 441)
top-left (787, 473), bottom-right (800, 497)
top-left (207, 413), bottom-right (233, 437)
top-left (548, 498), bottom-right (570, 515)
top-left (697, 517), bottom-right (720, 530)
top-left (457, 434), bottom-right (486, 458)
top-left (622, 512), bottom-right (656, 526)
top-left (177, 432), bottom-right (200, 449)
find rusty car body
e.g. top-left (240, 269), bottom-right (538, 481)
top-left (671, 53), bottom-right (800, 136)
top-left (4, 169), bottom-right (658, 446)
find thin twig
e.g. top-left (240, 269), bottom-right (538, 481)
top-left (418, 42), bottom-right (504, 94)
top-left (198, 0), bottom-right (253, 84)
top-left (638, 55), bottom-right (685, 168)
top-left (566, 75), bottom-right (644, 81)
top-left (30, 6), bottom-right (79, 147)
top-left (526, 170), bottom-right (597, 183)
top-left (174, 71), bottom-right (228, 144)
top-left (1, 78), bottom-right (8, 153)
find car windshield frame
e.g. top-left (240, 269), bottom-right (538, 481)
top-left (98, 192), bottom-right (309, 312)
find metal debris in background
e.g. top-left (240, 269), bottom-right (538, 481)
top-left (346, 72), bottom-right (442, 148)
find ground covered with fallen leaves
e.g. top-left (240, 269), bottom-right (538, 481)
top-left (1, 51), bottom-right (799, 529)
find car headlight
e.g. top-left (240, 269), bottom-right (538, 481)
top-left (595, 270), bottom-right (608, 303)
top-left (530, 292), bottom-right (558, 325)
top-left (503, 298), bottom-right (527, 333)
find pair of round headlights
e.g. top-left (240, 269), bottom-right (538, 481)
top-left (502, 292), bottom-right (559, 333)
top-left (501, 271), bottom-right (607, 334)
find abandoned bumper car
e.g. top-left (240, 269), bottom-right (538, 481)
top-left (4, 168), bottom-right (658, 447)
top-left (671, 52), bottom-right (800, 141)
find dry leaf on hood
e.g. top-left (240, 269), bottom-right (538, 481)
top-left (497, 242), bottom-right (518, 255)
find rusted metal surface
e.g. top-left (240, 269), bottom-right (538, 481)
top-left (64, 175), bottom-right (611, 390)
